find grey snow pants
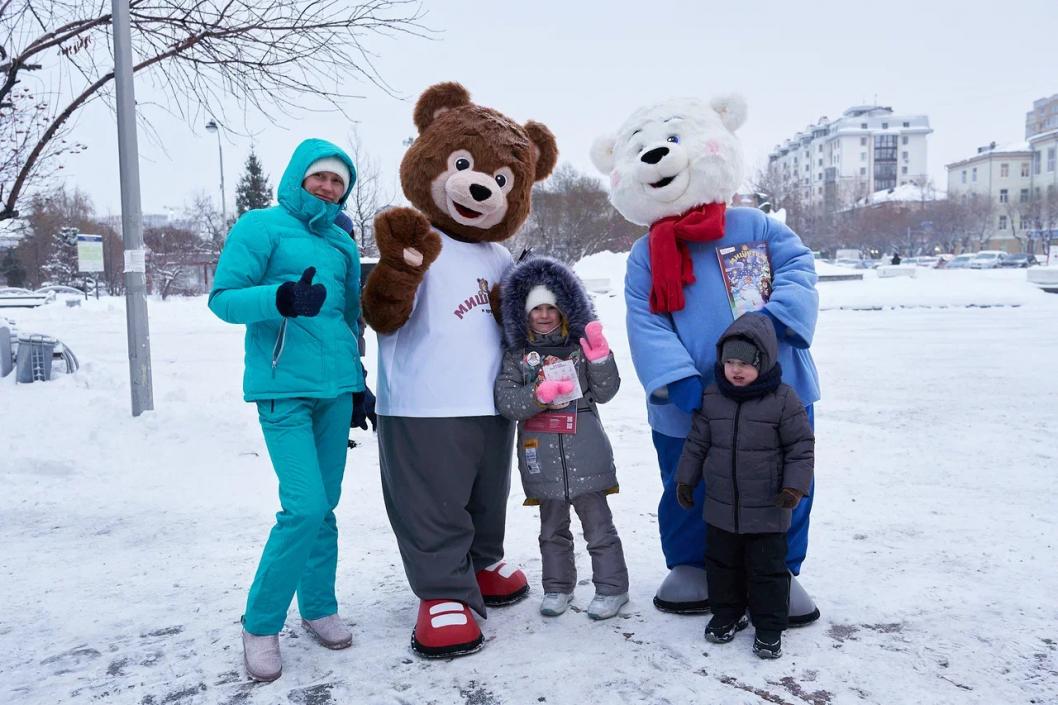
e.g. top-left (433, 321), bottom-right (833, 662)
top-left (538, 491), bottom-right (629, 596)
top-left (378, 414), bottom-right (515, 617)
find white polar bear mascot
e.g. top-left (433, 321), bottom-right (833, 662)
top-left (591, 95), bottom-right (821, 625)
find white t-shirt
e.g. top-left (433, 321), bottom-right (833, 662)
top-left (376, 231), bottom-right (513, 417)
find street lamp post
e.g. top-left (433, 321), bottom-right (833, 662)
top-left (111, 0), bottom-right (154, 417)
top-left (205, 119), bottom-right (227, 225)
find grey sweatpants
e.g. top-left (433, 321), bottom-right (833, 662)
top-left (538, 492), bottom-right (629, 596)
top-left (377, 414), bottom-right (515, 617)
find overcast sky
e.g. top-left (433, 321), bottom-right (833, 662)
top-left (59, 0), bottom-right (1058, 218)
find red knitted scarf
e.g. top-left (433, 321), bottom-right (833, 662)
top-left (648, 202), bottom-right (727, 313)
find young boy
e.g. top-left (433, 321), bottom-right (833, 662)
top-left (675, 312), bottom-right (814, 659)
top-left (494, 256), bottom-right (629, 620)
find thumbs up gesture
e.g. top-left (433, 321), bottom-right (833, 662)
top-left (276, 266), bottom-right (328, 318)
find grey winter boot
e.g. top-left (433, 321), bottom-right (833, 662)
top-left (301, 614), bottom-right (353, 650)
top-left (653, 565), bottom-right (710, 614)
top-left (539, 592), bottom-right (573, 617)
top-left (242, 629), bottom-right (282, 682)
top-left (587, 592), bottom-right (628, 620)
top-left (788, 575), bottom-right (821, 626)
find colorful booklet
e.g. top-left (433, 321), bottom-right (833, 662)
top-left (716, 241), bottom-right (772, 319)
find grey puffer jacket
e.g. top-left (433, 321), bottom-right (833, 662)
top-left (676, 313), bottom-right (814, 534)
top-left (494, 256), bottom-right (620, 502)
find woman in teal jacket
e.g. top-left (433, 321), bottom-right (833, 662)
top-left (208, 139), bottom-right (363, 682)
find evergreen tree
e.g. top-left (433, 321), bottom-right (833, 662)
top-left (235, 148), bottom-right (273, 215)
top-left (1, 248), bottom-right (27, 288)
top-left (41, 226), bottom-right (79, 283)
top-left (41, 227), bottom-right (79, 286)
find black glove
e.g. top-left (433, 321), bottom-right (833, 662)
top-left (676, 482), bottom-right (695, 510)
top-left (351, 386), bottom-right (377, 431)
top-left (276, 267), bottom-right (327, 318)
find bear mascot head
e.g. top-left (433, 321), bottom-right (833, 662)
top-left (590, 95), bottom-right (747, 314)
top-left (589, 94), bottom-right (747, 226)
top-left (363, 82), bottom-right (558, 334)
top-left (402, 81), bottom-right (558, 243)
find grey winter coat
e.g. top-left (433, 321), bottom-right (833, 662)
top-left (676, 313), bottom-right (814, 534)
top-left (494, 256), bottom-right (620, 502)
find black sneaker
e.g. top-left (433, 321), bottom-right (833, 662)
top-left (752, 631), bottom-right (782, 659)
top-left (704, 614), bottom-right (749, 643)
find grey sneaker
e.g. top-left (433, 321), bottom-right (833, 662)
top-left (242, 629), bottom-right (282, 682)
top-left (539, 592), bottom-right (573, 617)
top-left (301, 614), bottom-right (352, 650)
top-left (587, 592), bottom-right (628, 620)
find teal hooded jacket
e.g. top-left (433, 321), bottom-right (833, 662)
top-left (208, 139), bottom-right (364, 401)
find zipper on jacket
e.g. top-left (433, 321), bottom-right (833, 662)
top-left (559, 432), bottom-right (571, 501)
top-left (271, 319), bottom-right (288, 378)
top-left (731, 401), bottom-right (743, 532)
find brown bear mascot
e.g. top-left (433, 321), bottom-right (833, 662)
top-left (362, 82), bottom-right (558, 658)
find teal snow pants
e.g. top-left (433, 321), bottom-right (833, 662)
top-left (243, 393), bottom-right (353, 635)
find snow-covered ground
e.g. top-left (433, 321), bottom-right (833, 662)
top-left (2, 262), bottom-right (1057, 705)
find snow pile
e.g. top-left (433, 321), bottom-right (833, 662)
top-left (818, 267), bottom-right (1048, 309)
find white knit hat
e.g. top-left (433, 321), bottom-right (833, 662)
top-left (304, 157), bottom-right (350, 189)
top-left (524, 285), bottom-right (558, 314)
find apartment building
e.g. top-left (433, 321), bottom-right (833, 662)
top-left (946, 142), bottom-right (1033, 252)
top-left (767, 105), bottom-right (931, 211)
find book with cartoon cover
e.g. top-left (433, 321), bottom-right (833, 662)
top-left (716, 241), bottom-right (772, 319)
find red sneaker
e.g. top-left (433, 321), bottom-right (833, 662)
top-left (411, 600), bottom-right (483, 658)
top-left (475, 560), bottom-right (530, 606)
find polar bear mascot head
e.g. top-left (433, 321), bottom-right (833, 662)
top-left (589, 95), bottom-right (747, 226)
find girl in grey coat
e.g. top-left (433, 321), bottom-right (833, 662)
top-left (494, 256), bottom-right (629, 620)
top-left (676, 312), bottom-right (814, 659)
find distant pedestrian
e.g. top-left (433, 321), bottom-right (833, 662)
top-left (891, 251), bottom-right (902, 265)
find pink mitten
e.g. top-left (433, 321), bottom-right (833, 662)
top-left (535, 379), bottom-right (574, 404)
top-left (578, 321), bottom-right (610, 362)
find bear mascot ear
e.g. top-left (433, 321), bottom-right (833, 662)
top-left (524, 120), bottom-right (558, 182)
top-left (589, 135), bottom-right (617, 174)
top-left (413, 82), bottom-right (472, 134)
top-left (710, 93), bottom-right (748, 133)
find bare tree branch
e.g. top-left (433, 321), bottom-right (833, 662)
top-left (1, 0), bottom-right (430, 219)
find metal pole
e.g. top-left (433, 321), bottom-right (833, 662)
top-left (111, 0), bottom-right (154, 416)
top-left (216, 131), bottom-right (227, 225)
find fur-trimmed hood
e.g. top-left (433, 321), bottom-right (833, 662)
top-left (500, 256), bottom-right (595, 349)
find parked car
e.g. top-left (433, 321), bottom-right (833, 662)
top-left (945, 253), bottom-right (976, 269)
top-left (907, 256), bottom-right (941, 268)
top-left (832, 258), bottom-right (870, 269)
top-left (998, 253), bottom-right (1040, 268)
top-left (968, 251), bottom-right (1007, 269)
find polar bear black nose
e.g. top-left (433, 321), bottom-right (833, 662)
top-left (641, 147), bottom-right (669, 165)
top-left (470, 184), bottom-right (493, 202)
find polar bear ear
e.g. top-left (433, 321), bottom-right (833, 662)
top-left (590, 135), bottom-right (617, 174)
top-left (710, 94), bottom-right (748, 133)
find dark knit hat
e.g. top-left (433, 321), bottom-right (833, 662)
top-left (721, 336), bottom-right (761, 369)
